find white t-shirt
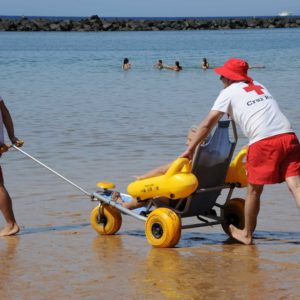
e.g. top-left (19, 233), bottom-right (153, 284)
top-left (0, 96), bottom-right (4, 144)
top-left (211, 81), bottom-right (293, 145)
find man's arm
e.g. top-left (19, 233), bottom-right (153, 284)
top-left (0, 100), bottom-right (18, 143)
top-left (180, 110), bottom-right (224, 159)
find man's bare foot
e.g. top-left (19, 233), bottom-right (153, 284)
top-left (229, 224), bottom-right (252, 245)
top-left (0, 223), bottom-right (20, 237)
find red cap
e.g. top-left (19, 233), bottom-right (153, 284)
top-left (214, 58), bottom-right (253, 82)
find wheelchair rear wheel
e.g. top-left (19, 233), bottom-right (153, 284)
top-left (221, 198), bottom-right (245, 237)
top-left (145, 208), bottom-right (181, 248)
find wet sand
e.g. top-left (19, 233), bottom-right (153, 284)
top-left (1, 183), bottom-right (300, 300)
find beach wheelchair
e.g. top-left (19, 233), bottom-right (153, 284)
top-left (90, 119), bottom-right (248, 248)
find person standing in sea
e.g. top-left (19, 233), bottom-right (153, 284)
top-left (154, 59), bottom-right (164, 70)
top-left (201, 58), bottom-right (209, 70)
top-left (180, 57), bottom-right (300, 245)
top-left (164, 61), bottom-right (182, 72)
top-left (0, 96), bottom-right (23, 236)
top-left (122, 58), bottom-right (131, 70)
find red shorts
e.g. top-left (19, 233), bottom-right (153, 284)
top-left (246, 133), bottom-right (300, 185)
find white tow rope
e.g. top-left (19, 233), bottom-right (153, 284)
top-left (12, 145), bottom-right (92, 197)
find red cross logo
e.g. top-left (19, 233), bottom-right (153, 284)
top-left (243, 84), bottom-right (264, 95)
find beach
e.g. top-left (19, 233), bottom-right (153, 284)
top-left (1, 185), bottom-right (300, 299)
top-left (0, 28), bottom-right (300, 299)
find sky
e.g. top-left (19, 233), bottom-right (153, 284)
top-left (1, 0), bottom-right (299, 18)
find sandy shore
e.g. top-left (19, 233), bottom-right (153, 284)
top-left (1, 183), bottom-right (300, 300)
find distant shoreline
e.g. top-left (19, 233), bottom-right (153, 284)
top-left (0, 15), bottom-right (300, 31)
top-left (1, 15), bottom-right (300, 20)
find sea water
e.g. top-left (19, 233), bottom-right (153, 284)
top-left (1, 28), bottom-right (300, 299)
top-left (0, 28), bottom-right (299, 223)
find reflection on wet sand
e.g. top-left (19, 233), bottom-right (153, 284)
top-left (92, 234), bottom-right (125, 260)
top-left (108, 227), bottom-right (299, 300)
top-left (0, 211), bottom-right (299, 300)
top-left (129, 245), bottom-right (264, 299)
top-left (0, 223), bottom-right (298, 299)
top-left (89, 216), bottom-right (300, 298)
top-left (92, 234), bottom-right (144, 299)
top-left (0, 237), bottom-right (20, 299)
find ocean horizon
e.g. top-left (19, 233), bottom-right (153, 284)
top-left (1, 14), bottom-right (300, 21)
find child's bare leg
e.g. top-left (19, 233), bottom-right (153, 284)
top-left (122, 198), bottom-right (146, 210)
top-left (111, 192), bottom-right (145, 210)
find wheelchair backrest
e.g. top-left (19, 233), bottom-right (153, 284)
top-left (181, 119), bottom-right (237, 217)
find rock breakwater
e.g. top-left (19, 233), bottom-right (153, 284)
top-left (1, 15), bottom-right (300, 31)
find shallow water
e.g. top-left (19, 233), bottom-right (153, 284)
top-left (0, 28), bottom-right (300, 299)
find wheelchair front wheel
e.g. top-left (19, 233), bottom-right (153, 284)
top-left (90, 204), bottom-right (122, 235)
